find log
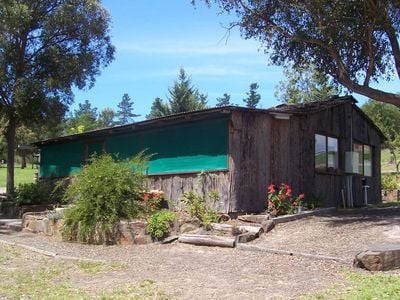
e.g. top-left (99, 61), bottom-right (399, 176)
top-left (237, 225), bottom-right (263, 237)
top-left (210, 223), bottom-right (233, 233)
top-left (238, 214), bottom-right (271, 223)
top-left (354, 244), bottom-right (400, 271)
top-left (236, 232), bottom-right (256, 244)
top-left (178, 234), bottom-right (236, 248)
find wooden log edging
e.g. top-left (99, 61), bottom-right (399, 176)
top-left (236, 243), bottom-right (347, 264)
top-left (178, 234), bottom-right (236, 248)
top-left (272, 207), bottom-right (336, 224)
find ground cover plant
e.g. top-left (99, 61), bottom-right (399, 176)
top-left (62, 153), bottom-right (149, 244)
top-left (311, 270), bottom-right (400, 299)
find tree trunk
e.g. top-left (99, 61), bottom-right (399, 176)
top-left (21, 153), bottom-right (26, 169)
top-left (6, 116), bottom-right (16, 196)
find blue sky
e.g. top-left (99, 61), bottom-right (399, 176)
top-left (72, 1), bottom-right (398, 121)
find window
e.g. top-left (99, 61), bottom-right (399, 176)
top-left (353, 143), bottom-right (372, 176)
top-left (315, 134), bottom-right (339, 172)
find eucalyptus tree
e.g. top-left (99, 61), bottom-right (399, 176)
top-left (0, 0), bottom-right (115, 194)
top-left (196, 0), bottom-right (400, 107)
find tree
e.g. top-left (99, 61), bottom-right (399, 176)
top-left (147, 68), bottom-right (207, 119)
top-left (98, 107), bottom-right (116, 128)
top-left (116, 93), bottom-right (139, 125)
top-left (200, 1), bottom-right (400, 107)
top-left (0, 0), bottom-right (115, 195)
top-left (146, 97), bottom-right (171, 119)
top-left (216, 93), bottom-right (232, 107)
top-left (243, 83), bottom-right (261, 108)
top-left (275, 64), bottom-right (340, 104)
top-left (66, 100), bottom-right (99, 134)
top-left (362, 99), bottom-right (400, 173)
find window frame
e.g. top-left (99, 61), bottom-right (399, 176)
top-left (315, 133), bottom-right (339, 174)
top-left (353, 142), bottom-right (373, 177)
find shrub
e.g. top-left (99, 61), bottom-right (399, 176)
top-left (14, 180), bottom-right (64, 206)
top-left (267, 183), bottom-right (304, 216)
top-left (181, 190), bottom-right (220, 228)
top-left (142, 190), bottom-right (164, 214)
top-left (61, 153), bottom-right (149, 244)
top-left (382, 174), bottom-right (398, 190)
top-left (146, 209), bottom-right (175, 239)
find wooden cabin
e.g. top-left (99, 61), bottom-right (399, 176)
top-left (34, 96), bottom-right (385, 213)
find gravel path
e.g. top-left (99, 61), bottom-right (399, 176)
top-left (1, 207), bottom-right (400, 299)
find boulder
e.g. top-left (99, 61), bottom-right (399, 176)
top-left (354, 244), bottom-right (400, 271)
top-left (261, 220), bottom-right (275, 233)
top-left (179, 223), bottom-right (199, 234)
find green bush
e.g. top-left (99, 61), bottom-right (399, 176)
top-left (14, 180), bottom-right (63, 206)
top-left (146, 209), bottom-right (175, 239)
top-left (382, 174), bottom-right (398, 190)
top-left (181, 190), bottom-right (220, 228)
top-left (61, 153), bottom-right (149, 244)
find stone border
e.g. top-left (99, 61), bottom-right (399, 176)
top-left (272, 207), bottom-right (336, 224)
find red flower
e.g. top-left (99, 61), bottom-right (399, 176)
top-left (287, 188), bottom-right (292, 197)
top-left (143, 192), bottom-right (149, 201)
top-left (268, 184), bottom-right (275, 193)
top-left (299, 193), bottom-right (305, 199)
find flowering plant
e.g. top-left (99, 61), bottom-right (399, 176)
top-left (267, 183), bottom-right (305, 216)
top-left (143, 189), bottom-right (164, 214)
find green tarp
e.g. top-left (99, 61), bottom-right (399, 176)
top-left (39, 117), bottom-right (229, 178)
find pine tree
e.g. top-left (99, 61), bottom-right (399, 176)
top-left (216, 93), bottom-right (232, 107)
top-left (243, 83), bottom-right (261, 108)
top-left (147, 68), bottom-right (207, 119)
top-left (116, 93), bottom-right (139, 125)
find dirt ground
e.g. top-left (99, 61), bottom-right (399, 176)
top-left (1, 207), bottom-right (400, 299)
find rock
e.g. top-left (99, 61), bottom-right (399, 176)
top-left (261, 220), bottom-right (275, 233)
top-left (354, 244), bottom-right (400, 271)
top-left (238, 214), bottom-right (271, 223)
top-left (180, 223), bottom-right (199, 234)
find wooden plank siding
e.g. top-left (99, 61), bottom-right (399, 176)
top-left (229, 111), bottom-right (271, 212)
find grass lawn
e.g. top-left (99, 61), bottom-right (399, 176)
top-left (0, 164), bottom-right (37, 188)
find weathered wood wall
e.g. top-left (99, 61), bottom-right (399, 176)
top-left (269, 102), bottom-right (382, 208)
top-left (228, 111), bottom-right (271, 212)
top-left (148, 171), bottom-right (230, 212)
top-left (149, 110), bottom-right (272, 213)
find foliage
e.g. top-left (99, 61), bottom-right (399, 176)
top-left (243, 82), bottom-right (261, 108)
top-left (61, 153), bottom-right (149, 244)
top-left (0, 0), bottom-right (115, 194)
top-left (216, 93), bottom-right (232, 107)
top-left (146, 209), bottom-right (175, 239)
top-left (314, 270), bottom-right (400, 299)
top-left (66, 100), bottom-right (99, 134)
top-left (14, 180), bottom-right (63, 206)
top-left (199, 0), bottom-right (400, 107)
top-left (382, 174), bottom-right (399, 190)
top-left (147, 68), bottom-right (207, 119)
top-left (116, 93), bottom-right (140, 125)
top-left (362, 99), bottom-right (400, 173)
top-left (275, 64), bottom-right (340, 104)
top-left (304, 193), bottom-right (325, 210)
top-left (267, 183), bottom-right (304, 216)
top-left (181, 190), bottom-right (220, 228)
top-left (143, 189), bottom-right (164, 214)
top-left (98, 107), bottom-right (117, 128)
